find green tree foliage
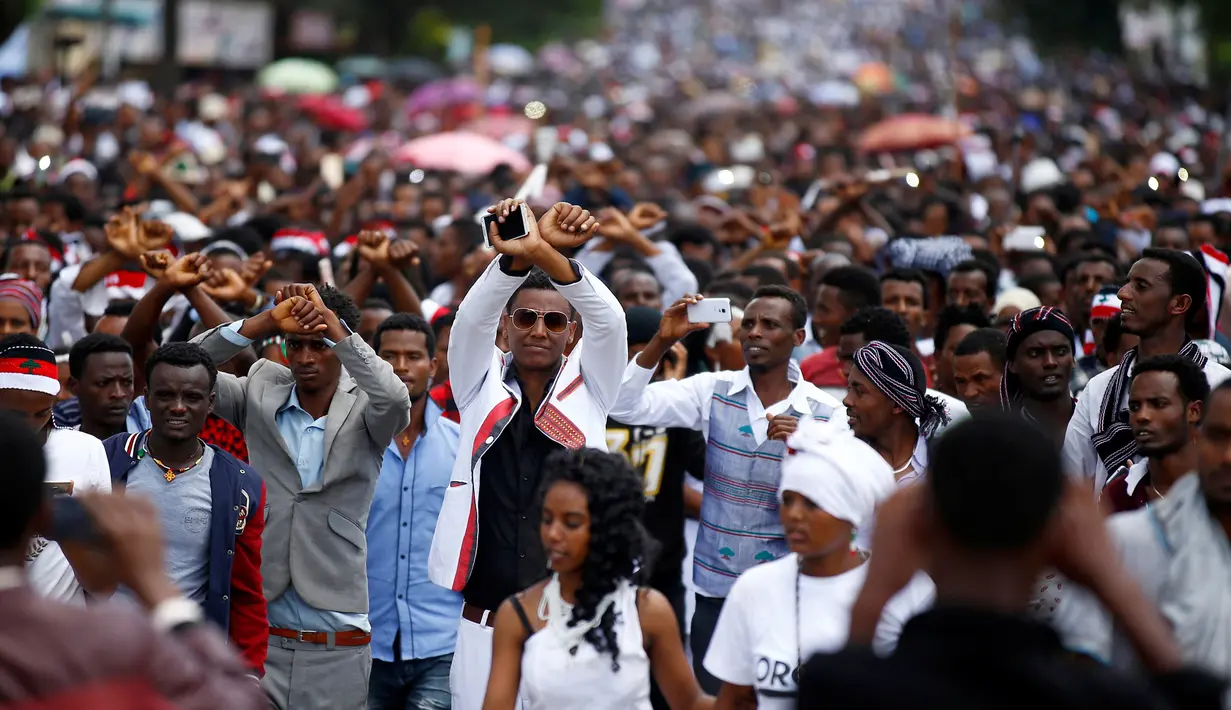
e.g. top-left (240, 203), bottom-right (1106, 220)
top-left (0, 0), bottom-right (41, 48)
top-left (1001, 0), bottom-right (1125, 55)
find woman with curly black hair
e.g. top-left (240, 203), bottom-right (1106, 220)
top-left (482, 449), bottom-right (712, 710)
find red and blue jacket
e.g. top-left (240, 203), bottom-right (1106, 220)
top-left (103, 430), bottom-right (268, 676)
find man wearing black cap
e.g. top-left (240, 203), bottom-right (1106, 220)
top-left (1002, 306), bottom-right (1077, 443)
top-left (607, 307), bottom-right (706, 623)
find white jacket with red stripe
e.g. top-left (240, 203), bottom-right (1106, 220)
top-left (427, 256), bottom-right (627, 591)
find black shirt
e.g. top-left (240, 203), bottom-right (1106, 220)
top-left (462, 376), bottom-right (563, 612)
top-left (799, 606), bottom-right (1225, 710)
top-left (605, 420), bottom-right (705, 593)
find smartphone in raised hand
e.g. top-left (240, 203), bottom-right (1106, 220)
top-left (481, 202), bottom-right (531, 249)
top-left (687, 297), bottom-right (732, 324)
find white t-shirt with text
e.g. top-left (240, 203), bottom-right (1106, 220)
top-left (703, 553), bottom-right (933, 709)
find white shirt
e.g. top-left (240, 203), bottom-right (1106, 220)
top-left (1063, 358), bottom-right (1231, 491)
top-left (521, 583), bottom-right (651, 710)
top-left (609, 360), bottom-right (844, 443)
top-left (703, 554), bottom-right (933, 708)
top-left (27, 429), bottom-right (112, 604)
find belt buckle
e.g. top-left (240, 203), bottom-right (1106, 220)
top-left (296, 630), bottom-right (311, 642)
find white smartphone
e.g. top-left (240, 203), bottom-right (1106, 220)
top-left (687, 297), bottom-right (732, 324)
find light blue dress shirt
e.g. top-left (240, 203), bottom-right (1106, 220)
top-left (367, 399), bottom-right (462, 662)
top-left (220, 321), bottom-right (370, 633)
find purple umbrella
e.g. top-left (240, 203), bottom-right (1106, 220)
top-left (406, 77), bottom-right (483, 115)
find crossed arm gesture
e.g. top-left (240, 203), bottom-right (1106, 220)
top-left (484, 199), bottom-right (600, 284)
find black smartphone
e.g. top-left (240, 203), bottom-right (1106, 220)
top-left (482, 204), bottom-right (530, 248)
top-left (47, 494), bottom-right (101, 545)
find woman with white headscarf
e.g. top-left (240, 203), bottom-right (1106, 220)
top-left (702, 420), bottom-right (934, 710)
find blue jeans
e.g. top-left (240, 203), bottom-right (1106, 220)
top-left (368, 654), bottom-right (453, 710)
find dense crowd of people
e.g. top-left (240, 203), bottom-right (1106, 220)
top-left (3, 9), bottom-right (1231, 707)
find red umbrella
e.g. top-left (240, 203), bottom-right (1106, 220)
top-left (297, 95), bottom-right (368, 133)
top-left (857, 114), bottom-right (970, 153)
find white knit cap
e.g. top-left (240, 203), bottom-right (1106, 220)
top-left (779, 419), bottom-right (895, 529)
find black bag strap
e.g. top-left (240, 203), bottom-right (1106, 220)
top-left (510, 595), bottom-right (535, 636)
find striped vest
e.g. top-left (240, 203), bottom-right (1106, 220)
top-left (694, 380), bottom-right (838, 597)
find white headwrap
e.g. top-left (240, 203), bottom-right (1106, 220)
top-left (780, 419), bottom-right (896, 529)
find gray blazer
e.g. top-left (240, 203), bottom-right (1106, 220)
top-left (193, 325), bottom-right (411, 613)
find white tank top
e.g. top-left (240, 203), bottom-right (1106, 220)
top-left (520, 584), bottom-right (652, 710)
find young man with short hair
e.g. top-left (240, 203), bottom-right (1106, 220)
top-left (1002, 307), bottom-right (1077, 443)
top-left (1100, 355), bottom-right (1208, 513)
top-left (879, 268), bottom-right (928, 346)
top-left (946, 259), bottom-right (996, 312)
top-left (192, 283), bottom-right (411, 710)
top-left (53, 332), bottom-right (140, 439)
top-left (1061, 254), bottom-right (1119, 347)
top-left (801, 266), bottom-right (882, 388)
top-left (102, 342), bottom-right (268, 675)
top-left (611, 284), bottom-right (841, 693)
top-left (1055, 382), bottom-right (1231, 703)
top-left (365, 313), bottom-right (462, 710)
top-left (953, 328), bottom-right (1006, 416)
top-left (428, 200), bottom-right (627, 710)
top-left (1064, 248), bottom-right (1231, 492)
top-left (932, 304), bottom-right (991, 398)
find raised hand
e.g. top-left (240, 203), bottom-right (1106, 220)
top-left (485, 198), bottom-right (546, 259)
top-left (200, 268), bottom-right (250, 302)
top-left (658, 295), bottom-right (710, 343)
top-left (137, 218), bottom-right (176, 252)
top-left (628, 202), bottom-right (668, 230)
top-left (129, 151), bottom-right (160, 177)
top-left (597, 207), bottom-right (638, 242)
top-left (105, 206), bottom-right (144, 257)
top-left (239, 251), bottom-right (273, 286)
top-left (281, 282), bottom-right (327, 311)
top-left (162, 253), bottom-right (212, 289)
top-left (662, 342), bottom-right (689, 381)
top-left (139, 250), bottom-right (174, 279)
top-left (388, 239), bottom-right (420, 268)
top-left (537, 202), bottom-right (600, 251)
top-left (356, 230), bottom-right (392, 267)
top-left (270, 294), bottom-right (327, 335)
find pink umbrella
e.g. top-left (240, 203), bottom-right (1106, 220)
top-left (393, 131), bottom-right (532, 174)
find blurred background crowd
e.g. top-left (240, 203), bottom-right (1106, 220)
top-left (3, 0), bottom-right (1231, 707)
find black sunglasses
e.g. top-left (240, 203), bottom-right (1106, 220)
top-left (510, 308), bottom-right (570, 334)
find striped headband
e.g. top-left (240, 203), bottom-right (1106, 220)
top-left (0, 278), bottom-right (43, 332)
top-left (854, 340), bottom-right (923, 416)
top-left (1001, 306), bottom-right (1075, 410)
top-left (852, 340), bottom-right (954, 441)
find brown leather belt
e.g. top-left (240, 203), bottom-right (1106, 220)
top-left (461, 601), bottom-right (496, 628)
top-left (269, 627), bottom-right (372, 646)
